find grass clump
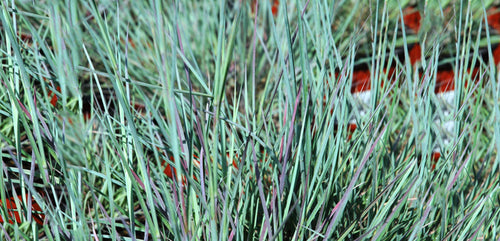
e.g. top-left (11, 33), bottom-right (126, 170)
top-left (0, 0), bottom-right (499, 240)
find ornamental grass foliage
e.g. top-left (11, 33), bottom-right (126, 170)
top-left (0, 0), bottom-right (499, 240)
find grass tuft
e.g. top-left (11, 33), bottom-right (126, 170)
top-left (1, 0), bottom-right (499, 240)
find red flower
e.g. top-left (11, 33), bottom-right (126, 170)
top-left (251, 0), bottom-right (279, 17)
top-left (47, 85), bottom-right (61, 107)
top-left (350, 70), bottom-right (371, 93)
top-left (487, 7), bottom-right (500, 33)
top-left (403, 7), bottom-right (421, 33)
top-left (161, 153), bottom-right (238, 183)
top-left (431, 152), bottom-right (440, 171)
top-left (0, 194), bottom-right (44, 225)
top-left (494, 45), bottom-right (500, 66)
top-left (409, 44), bottom-right (422, 66)
top-left (271, 0), bottom-right (279, 16)
top-left (435, 70), bottom-right (455, 93)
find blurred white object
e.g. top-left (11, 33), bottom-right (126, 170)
top-left (350, 90), bottom-right (371, 125)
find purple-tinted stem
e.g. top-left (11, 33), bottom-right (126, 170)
top-left (278, 102), bottom-right (288, 164)
top-left (170, 181), bottom-right (188, 240)
top-left (144, 219), bottom-right (150, 241)
top-left (251, 139), bottom-right (273, 241)
top-left (149, 175), bottom-right (166, 210)
top-left (442, 198), bottom-right (484, 240)
top-left (408, 185), bottom-right (434, 231)
top-left (174, 13), bottom-right (198, 234)
top-left (251, 0), bottom-right (258, 114)
top-left (27, 150), bottom-right (37, 223)
top-left (33, 87), bottom-right (53, 142)
top-left (280, 83), bottom-right (303, 195)
top-left (447, 148), bottom-right (471, 191)
top-left (16, 98), bottom-right (32, 121)
top-left (257, 0), bottom-right (310, 138)
top-left (466, 215), bottom-right (486, 241)
top-left (130, 167), bottom-right (146, 190)
top-left (0, 78), bottom-right (32, 120)
top-left (371, 177), bottom-right (418, 240)
top-left (324, 124), bottom-right (388, 239)
top-left (89, 211), bottom-right (99, 240)
top-left (456, 70), bottom-right (485, 119)
top-left (85, 182), bottom-right (115, 234)
top-left (352, 226), bottom-right (378, 241)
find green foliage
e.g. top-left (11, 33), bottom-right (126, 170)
top-left (0, 0), bottom-right (498, 240)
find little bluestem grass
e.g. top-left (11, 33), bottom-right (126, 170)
top-left (0, 0), bottom-right (499, 240)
